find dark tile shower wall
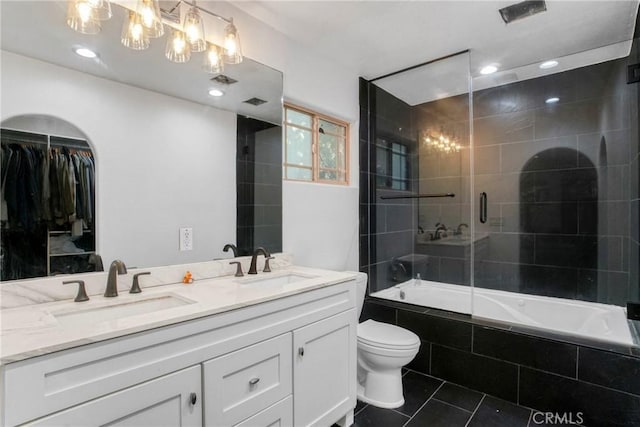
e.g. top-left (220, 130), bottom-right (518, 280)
top-left (236, 116), bottom-right (282, 256)
top-left (361, 299), bottom-right (640, 427)
top-left (360, 79), bottom-right (422, 293)
top-left (472, 57), bottom-right (638, 305)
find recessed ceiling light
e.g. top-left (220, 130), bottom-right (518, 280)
top-left (539, 60), bottom-right (558, 69)
top-left (545, 97), bottom-right (560, 104)
top-left (74, 47), bottom-right (97, 58)
top-left (208, 88), bottom-right (224, 97)
top-left (480, 65), bottom-right (498, 75)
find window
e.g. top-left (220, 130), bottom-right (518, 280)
top-left (284, 104), bottom-right (349, 184)
top-left (376, 137), bottom-right (410, 191)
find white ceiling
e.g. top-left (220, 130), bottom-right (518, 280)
top-left (2, 1), bottom-right (638, 110)
top-left (1, 1), bottom-right (283, 124)
top-left (234, 0), bottom-right (639, 80)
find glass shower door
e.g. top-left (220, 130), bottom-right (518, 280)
top-left (470, 38), bottom-right (640, 342)
top-left (368, 51), bottom-right (474, 314)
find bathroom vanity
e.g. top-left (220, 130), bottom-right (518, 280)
top-left (0, 263), bottom-right (358, 427)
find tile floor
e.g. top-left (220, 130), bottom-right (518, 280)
top-left (353, 370), bottom-right (536, 427)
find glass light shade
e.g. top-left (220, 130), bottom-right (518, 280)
top-left (67, 0), bottom-right (101, 34)
top-left (136, 0), bottom-right (164, 38)
top-left (183, 6), bottom-right (206, 52)
top-left (203, 43), bottom-right (224, 74)
top-left (121, 11), bottom-right (149, 50)
top-left (165, 30), bottom-right (191, 63)
top-left (223, 20), bottom-right (243, 64)
top-left (86, 0), bottom-right (112, 20)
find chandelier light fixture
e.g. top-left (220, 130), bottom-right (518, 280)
top-left (136, 0), bottom-right (164, 38)
top-left (121, 10), bottom-right (149, 50)
top-left (66, 0), bottom-right (243, 72)
top-left (166, 29), bottom-right (191, 63)
top-left (222, 19), bottom-right (242, 64)
top-left (421, 128), bottom-right (462, 155)
top-left (183, 2), bottom-right (206, 52)
top-left (203, 43), bottom-right (224, 74)
top-left (66, 0), bottom-right (107, 34)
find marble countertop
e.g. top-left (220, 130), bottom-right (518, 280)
top-left (0, 266), bottom-right (357, 365)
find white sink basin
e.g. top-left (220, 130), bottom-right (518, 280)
top-left (238, 273), bottom-right (316, 288)
top-left (53, 295), bottom-right (195, 327)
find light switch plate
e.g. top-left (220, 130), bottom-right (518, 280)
top-left (179, 227), bottom-right (193, 251)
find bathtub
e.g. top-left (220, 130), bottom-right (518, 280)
top-left (372, 279), bottom-right (635, 346)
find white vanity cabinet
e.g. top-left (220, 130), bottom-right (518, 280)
top-left (1, 279), bottom-right (357, 427)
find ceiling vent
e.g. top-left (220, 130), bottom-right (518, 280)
top-left (499, 1), bottom-right (547, 24)
top-left (210, 75), bottom-right (238, 85)
top-left (244, 97), bottom-right (267, 106)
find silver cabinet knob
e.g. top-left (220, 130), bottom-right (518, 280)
top-left (190, 392), bottom-right (197, 405)
top-left (249, 377), bottom-right (260, 386)
top-left (298, 347), bottom-right (304, 357)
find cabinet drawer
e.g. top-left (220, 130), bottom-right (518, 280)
top-left (234, 396), bottom-right (292, 427)
top-left (204, 333), bottom-right (292, 426)
top-left (23, 365), bottom-right (202, 427)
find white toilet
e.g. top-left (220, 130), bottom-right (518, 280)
top-left (354, 272), bottom-right (420, 409)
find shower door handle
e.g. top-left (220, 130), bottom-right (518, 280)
top-left (479, 192), bottom-right (487, 224)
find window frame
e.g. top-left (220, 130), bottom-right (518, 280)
top-left (284, 103), bottom-right (350, 185)
top-left (375, 135), bottom-right (412, 192)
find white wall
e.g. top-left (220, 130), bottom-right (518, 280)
top-left (1, 51), bottom-right (237, 268)
top-left (214, 1), bottom-right (361, 271)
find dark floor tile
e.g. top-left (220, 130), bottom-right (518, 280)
top-left (405, 399), bottom-right (471, 427)
top-left (397, 310), bottom-right (472, 351)
top-left (433, 382), bottom-right (484, 412)
top-left (355, 400), bottom-right (368, 415)
top-left (354, 405), bottom-right (409, 427)
top-left (467, 396), bottom-right (531, 427)
top-left (431, 345), bottom-right (519, 402)
top-left (519, 367), bottom-right (640, 426)
top-left (395, 371), bottom-right (443, 416)
top-left (578, 347), bottom-right (640, 395)
top-left (473, 326), bottom-right (577, 377)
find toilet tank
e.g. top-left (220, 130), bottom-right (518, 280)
top-left (352, 272), bottom-right (368, 318)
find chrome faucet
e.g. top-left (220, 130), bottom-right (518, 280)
top-left (248, 247), bottom-right (270, 275)
top-left (104, 259), bottom-right (127, 297)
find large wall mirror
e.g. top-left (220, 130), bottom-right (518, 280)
top-left (1, 1), bottom-right (283, 281)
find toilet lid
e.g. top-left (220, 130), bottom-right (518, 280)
top-left (358, 319), bottom-right (420, 349)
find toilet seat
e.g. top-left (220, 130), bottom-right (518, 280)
top-left (357, 319), bottom-right (420, 350)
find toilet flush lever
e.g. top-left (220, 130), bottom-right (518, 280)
top-left (298, 347), bottom-right (304, 357)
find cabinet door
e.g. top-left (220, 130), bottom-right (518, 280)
top-left (24, 366), bottom-right (202, 427)
top-left (293, 309), bottom-right (356, 427)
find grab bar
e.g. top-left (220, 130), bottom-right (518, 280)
top-left (380, 193), bottom-right (455, 200)
top-left (479, 192), bottom-right (487, 223)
